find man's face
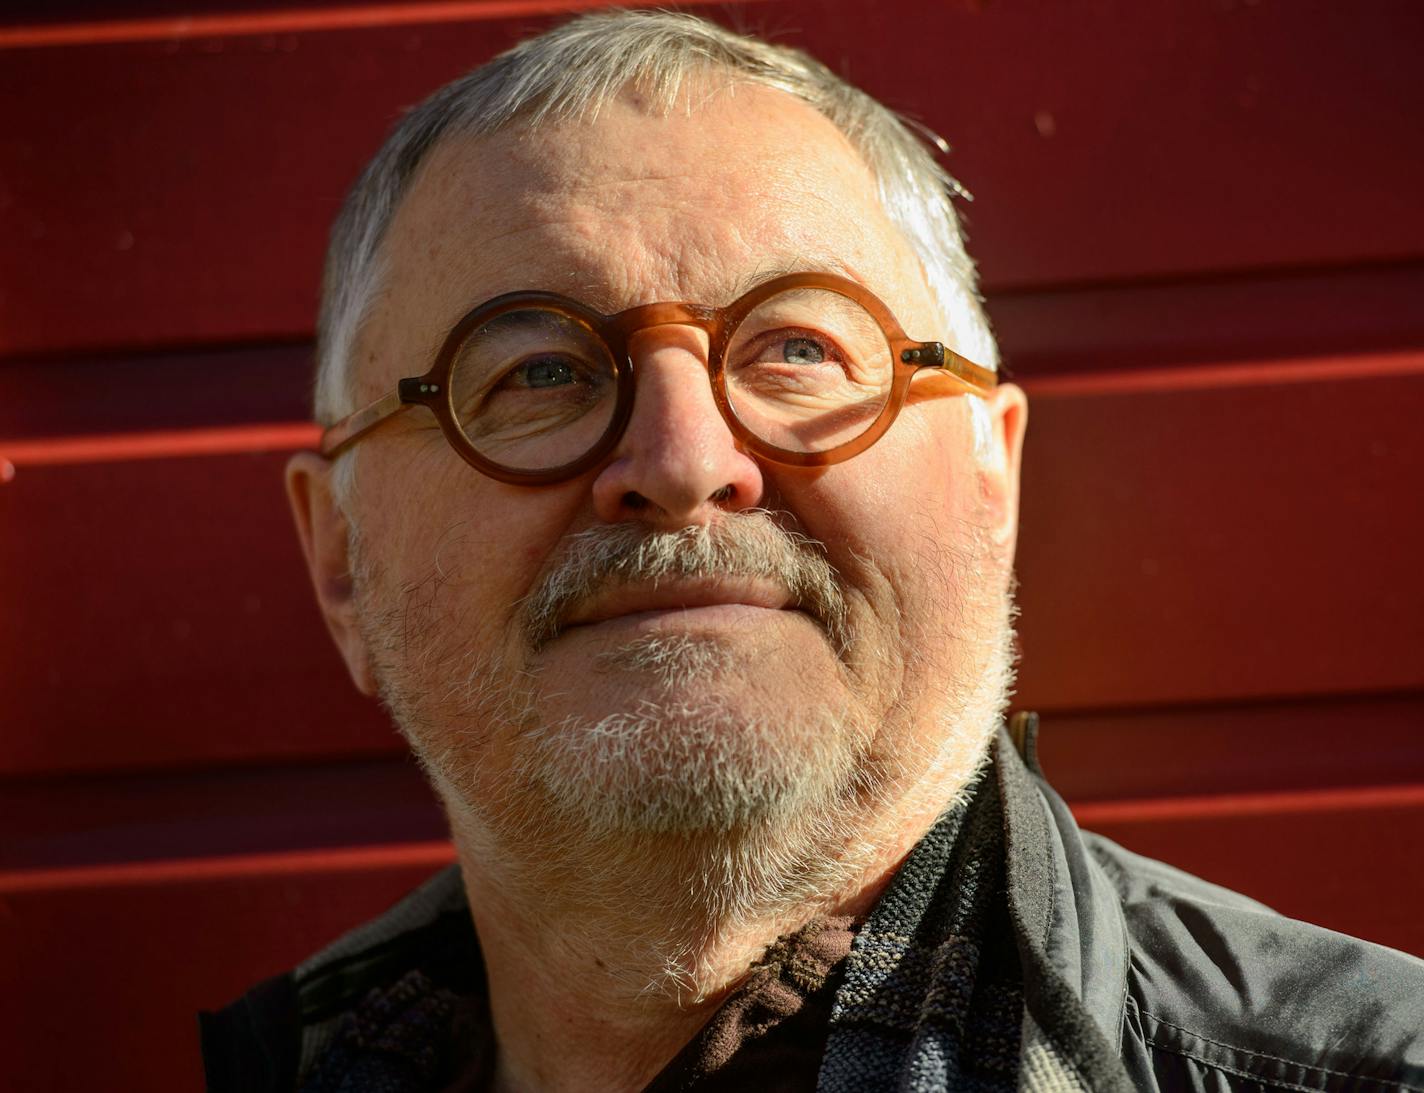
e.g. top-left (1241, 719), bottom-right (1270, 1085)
top-left (332, 83), bottom-right (1025, 845)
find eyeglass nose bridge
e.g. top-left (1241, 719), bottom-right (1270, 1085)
top-left (607, 300), bottom-right (724, 343)
top-left (601, 301), bottom-right (744, 459)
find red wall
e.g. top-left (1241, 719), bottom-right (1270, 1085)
top-left (3, 2), bottom-right (1422, 1090)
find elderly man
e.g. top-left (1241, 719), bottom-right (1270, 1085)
top-left (202, 10), bottom-right (1423, 1092)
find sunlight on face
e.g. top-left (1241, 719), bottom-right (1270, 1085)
top-left (346, 83), bottom-right (1018, 902)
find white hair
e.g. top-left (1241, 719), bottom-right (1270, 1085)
top-left (314, 9), bottom-right (999, 491)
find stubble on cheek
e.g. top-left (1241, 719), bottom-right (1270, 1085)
top-left (349, 522), bottom-right (535, 799)
top-left (882, 505), bottom-right (1019, 786)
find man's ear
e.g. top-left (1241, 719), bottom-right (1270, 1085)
top-left (979, 382), bottom-right (1029, 561)
top-left (285, 451), bottom-right (378, 696)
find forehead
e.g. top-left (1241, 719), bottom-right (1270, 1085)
top-left (367, 82), bottom-right (934, 377)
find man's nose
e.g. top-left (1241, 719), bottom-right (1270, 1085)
top-left (590, 324), bottom-right (765, 526)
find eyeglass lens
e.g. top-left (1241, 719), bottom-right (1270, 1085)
top-left (723, 286), bottom-right (893, 454)
top-left (450, 308), bottom-right (620, 471)
top-left (448, 287), bottom-right (894, 473)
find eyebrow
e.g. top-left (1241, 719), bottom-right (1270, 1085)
top-left (726, 255), bottom-right (869, 302)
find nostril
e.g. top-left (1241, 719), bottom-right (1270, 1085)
top-left (708, 485), bottom-right (735, 504)
top-left (623, 491), bottom-right (649, 512)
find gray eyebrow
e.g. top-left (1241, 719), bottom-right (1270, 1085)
top-left (721, 256), bottom-right (869, 303)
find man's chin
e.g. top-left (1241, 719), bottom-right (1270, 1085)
top-left (500, 696), bottom-right (868, 839)
top-left (590, 631), bottom-right (740, 689)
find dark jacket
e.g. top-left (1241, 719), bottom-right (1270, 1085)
top-left (202, 723), bottom-right (1424, 1091)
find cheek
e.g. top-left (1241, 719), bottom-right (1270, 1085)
top-left (779, 402), bottom-right (986, 649)
top-left (443, 504), bottom-right (581, 643)
top-left (357, 472), bottom-right (584, 652)
top-left (798, 401), bottom-right (979, 545)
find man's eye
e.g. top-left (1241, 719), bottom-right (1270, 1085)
top-left (515, 356), bottom-right (578, 388)
top-left (781, 337), bottom-right (826, 365)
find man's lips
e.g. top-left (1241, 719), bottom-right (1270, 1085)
top-left (559, 576), bottom-right (800, 630)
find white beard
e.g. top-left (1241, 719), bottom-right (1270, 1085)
top-left (514, 697), bottom-right (869, 835)
top-left (351, 510), bottom-right (1017, 999)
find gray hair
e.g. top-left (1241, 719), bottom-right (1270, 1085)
top-left (314, 9), bottom-right (997, 459)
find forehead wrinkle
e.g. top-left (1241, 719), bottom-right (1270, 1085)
top-left (420, 183), bottom-right (887, 314)
top-left (419, 121), bottom-right (885, 268)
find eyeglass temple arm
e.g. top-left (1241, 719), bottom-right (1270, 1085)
top-left (904, 342), bottom-right (998, 395)
top-left (319, 391), bottom-right (409, 459)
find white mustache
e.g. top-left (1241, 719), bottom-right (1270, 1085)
top-left (521, 509), bottom-right (852, 652)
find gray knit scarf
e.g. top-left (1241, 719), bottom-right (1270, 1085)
top-left (818, 768), bottom-right (1025, 1092)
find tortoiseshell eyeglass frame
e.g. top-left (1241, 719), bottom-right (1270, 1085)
top-left (318, 271), bottom-right (997, 486)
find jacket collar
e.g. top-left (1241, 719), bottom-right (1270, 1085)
top-left (996, 718), bottom-right (1134, 1090)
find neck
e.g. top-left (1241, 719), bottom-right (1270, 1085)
top-left (443, 766), bottom-right (973, 1093)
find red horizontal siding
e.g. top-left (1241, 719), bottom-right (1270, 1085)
top-left (0, 758), bottom-right (446, 871)
top-left (0, 0), bottom-right (638, 47)
top-left (1013, 353), bottom-right (1424, 709)
top-left (4, 0), bottom-right (1422, 357)
top-left (1035, 692), bottom-right (1424, 802)
top-left (990, 261), bottom-right (1424, 376)
top-left (0, 342), bottom-right (316, 441)
top-left (0, 846), bottom-right (455, 1093)
top-left (0, 445), bottom-right (396, 774)
top-left (0, 421), bottom-right (318, 465)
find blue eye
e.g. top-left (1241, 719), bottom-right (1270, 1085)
top-left (782, 337), bottom-right (826, 365)
top-left (519, 356), bottom-right (577, 388)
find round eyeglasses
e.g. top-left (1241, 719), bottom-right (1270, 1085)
top-left (319, 272), bottom-right (996, 485)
